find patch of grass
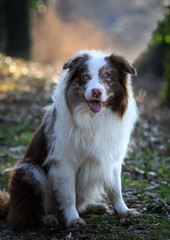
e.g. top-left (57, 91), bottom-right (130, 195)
top-left (86, 215), bottom-right (142, 240)
top-left (157, 160), bottom-right (170, 179)
top-left (0, 123), bottom-right (33, 145)
top-left (139, 214), bottom-right (170, 239)
top-left (0, 149), bottom-right (22, 166)
top-left (0, 122), bottom-right (32, 190)
top-left (122, 175), bottom-right (150, 189)
top-left (0, 152), bottom-right (18, 190)
top-left (0, 172), bottom-right (10, 189)
top-left (126, 147), bottom-right (155, 172)
top-left (158, 182), bottom-right (170, 200)
top-left (85, 214), bottom-right (170, 240)
top-left (19, 130), bottom-right (33, 145)
top-left (123, 149), bottom-right (170, 205)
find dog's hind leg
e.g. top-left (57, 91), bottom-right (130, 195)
top-left (8, 163), bottom-right (50, 228)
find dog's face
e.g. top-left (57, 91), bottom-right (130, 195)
top-left (64, 51), bottom-right (136, 117)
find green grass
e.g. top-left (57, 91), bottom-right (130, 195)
top-left (0, 123), bottom-right (33, 145)
top-left (158, 161), bottom-right (170, 179)
top-left (0, 151), bottom-right (19, 189)
top-left (139, 214), bottom-right (170, 240)
top-left (86, 215), bottom-right (142, 240)
top-left (85, 214), bottom-right (170, 240)
top-left (124, 148), bottom-right (170, 200)
top-left (0, 172), bottom-right (10, 189)
top-left (0, 122), bottom-right (31, 189)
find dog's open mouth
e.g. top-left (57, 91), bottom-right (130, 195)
top-left (86, 100), bottom-right (108, 113)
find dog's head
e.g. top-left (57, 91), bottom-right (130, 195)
top-left (64, 50), bottom-right (136, 117)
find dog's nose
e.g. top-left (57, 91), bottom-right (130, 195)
top-left (91, 88), bottom-right (103, 98)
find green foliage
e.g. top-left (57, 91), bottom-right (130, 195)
top-left (160, 47), bottom-right (170, 105)
top-left (135, 5), bottom-right (170, 105)
top-left (135, 6), bottom-right (170, 76)
top-left (30, 0), bottom-right (47, 9)
top-left (87, 215), bottom-right (142, 240)
top-left (148, 7), bottom-right (170, 49)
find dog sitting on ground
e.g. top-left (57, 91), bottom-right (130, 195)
top-left (0, 50), bottom-right (140, 228)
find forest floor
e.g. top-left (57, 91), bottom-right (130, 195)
top-left (0, 54), bottom-right (170, 240)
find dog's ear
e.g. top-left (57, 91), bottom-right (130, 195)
top-left (106, 54), bottom-right (137, 76)
top-left (63, 58), bottom-right (74, 70)
top-left (63, 54), bottom-right (89, 71)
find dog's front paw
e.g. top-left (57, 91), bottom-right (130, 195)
top-left (117, 209), bottom-right (140, 218)
top-left (42, 214), bottom-right (59, 226)
top-left (67, 217), bottom-right (86, 228)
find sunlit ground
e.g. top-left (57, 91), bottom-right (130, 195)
top-left (0, 54), bottom-right (62, 95)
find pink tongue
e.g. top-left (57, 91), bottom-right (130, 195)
top-left (88, 101), bottom-right (103, 113)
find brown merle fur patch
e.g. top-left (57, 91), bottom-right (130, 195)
top-left (22, 107), bottom-right (56, 170)
top-left (105, 54), bottom-right (136, 76)
top-left (23, 125), bottom-right (48, 166)
top-left (103, 54), bottom-right (136, 117)
top-left (64, 54), bottom-right (90, 113)
top-left (63, 54), bottom-right (89, 72)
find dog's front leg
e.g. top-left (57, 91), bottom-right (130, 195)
top-left (48, 163), bottom-right (86, 227)
top-left (106, 166), bottom-right (140, 217)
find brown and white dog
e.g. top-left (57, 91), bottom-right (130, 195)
top-left (0, 50), bottom-right (140, 228)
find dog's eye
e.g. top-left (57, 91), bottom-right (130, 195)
top-left (106, 76), bottom-right (111, 81)
top-left (83, 75), bottom-right (89, 80)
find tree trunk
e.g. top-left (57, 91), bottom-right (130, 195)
top-left (6, 0), bottom-right (31, 59)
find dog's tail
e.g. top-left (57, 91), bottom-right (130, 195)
top-left (0, 191), bottom-right (10, 218)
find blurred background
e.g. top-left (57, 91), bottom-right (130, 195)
top-left (0, 0), bottom-right (165, 61)
top-left (0, 0), bottom-right (169, 104)
top-left (0, 1), bottom-right (170, 239)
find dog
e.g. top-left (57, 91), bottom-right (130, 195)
top-left (0, 50), bottom-right (140, 228)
